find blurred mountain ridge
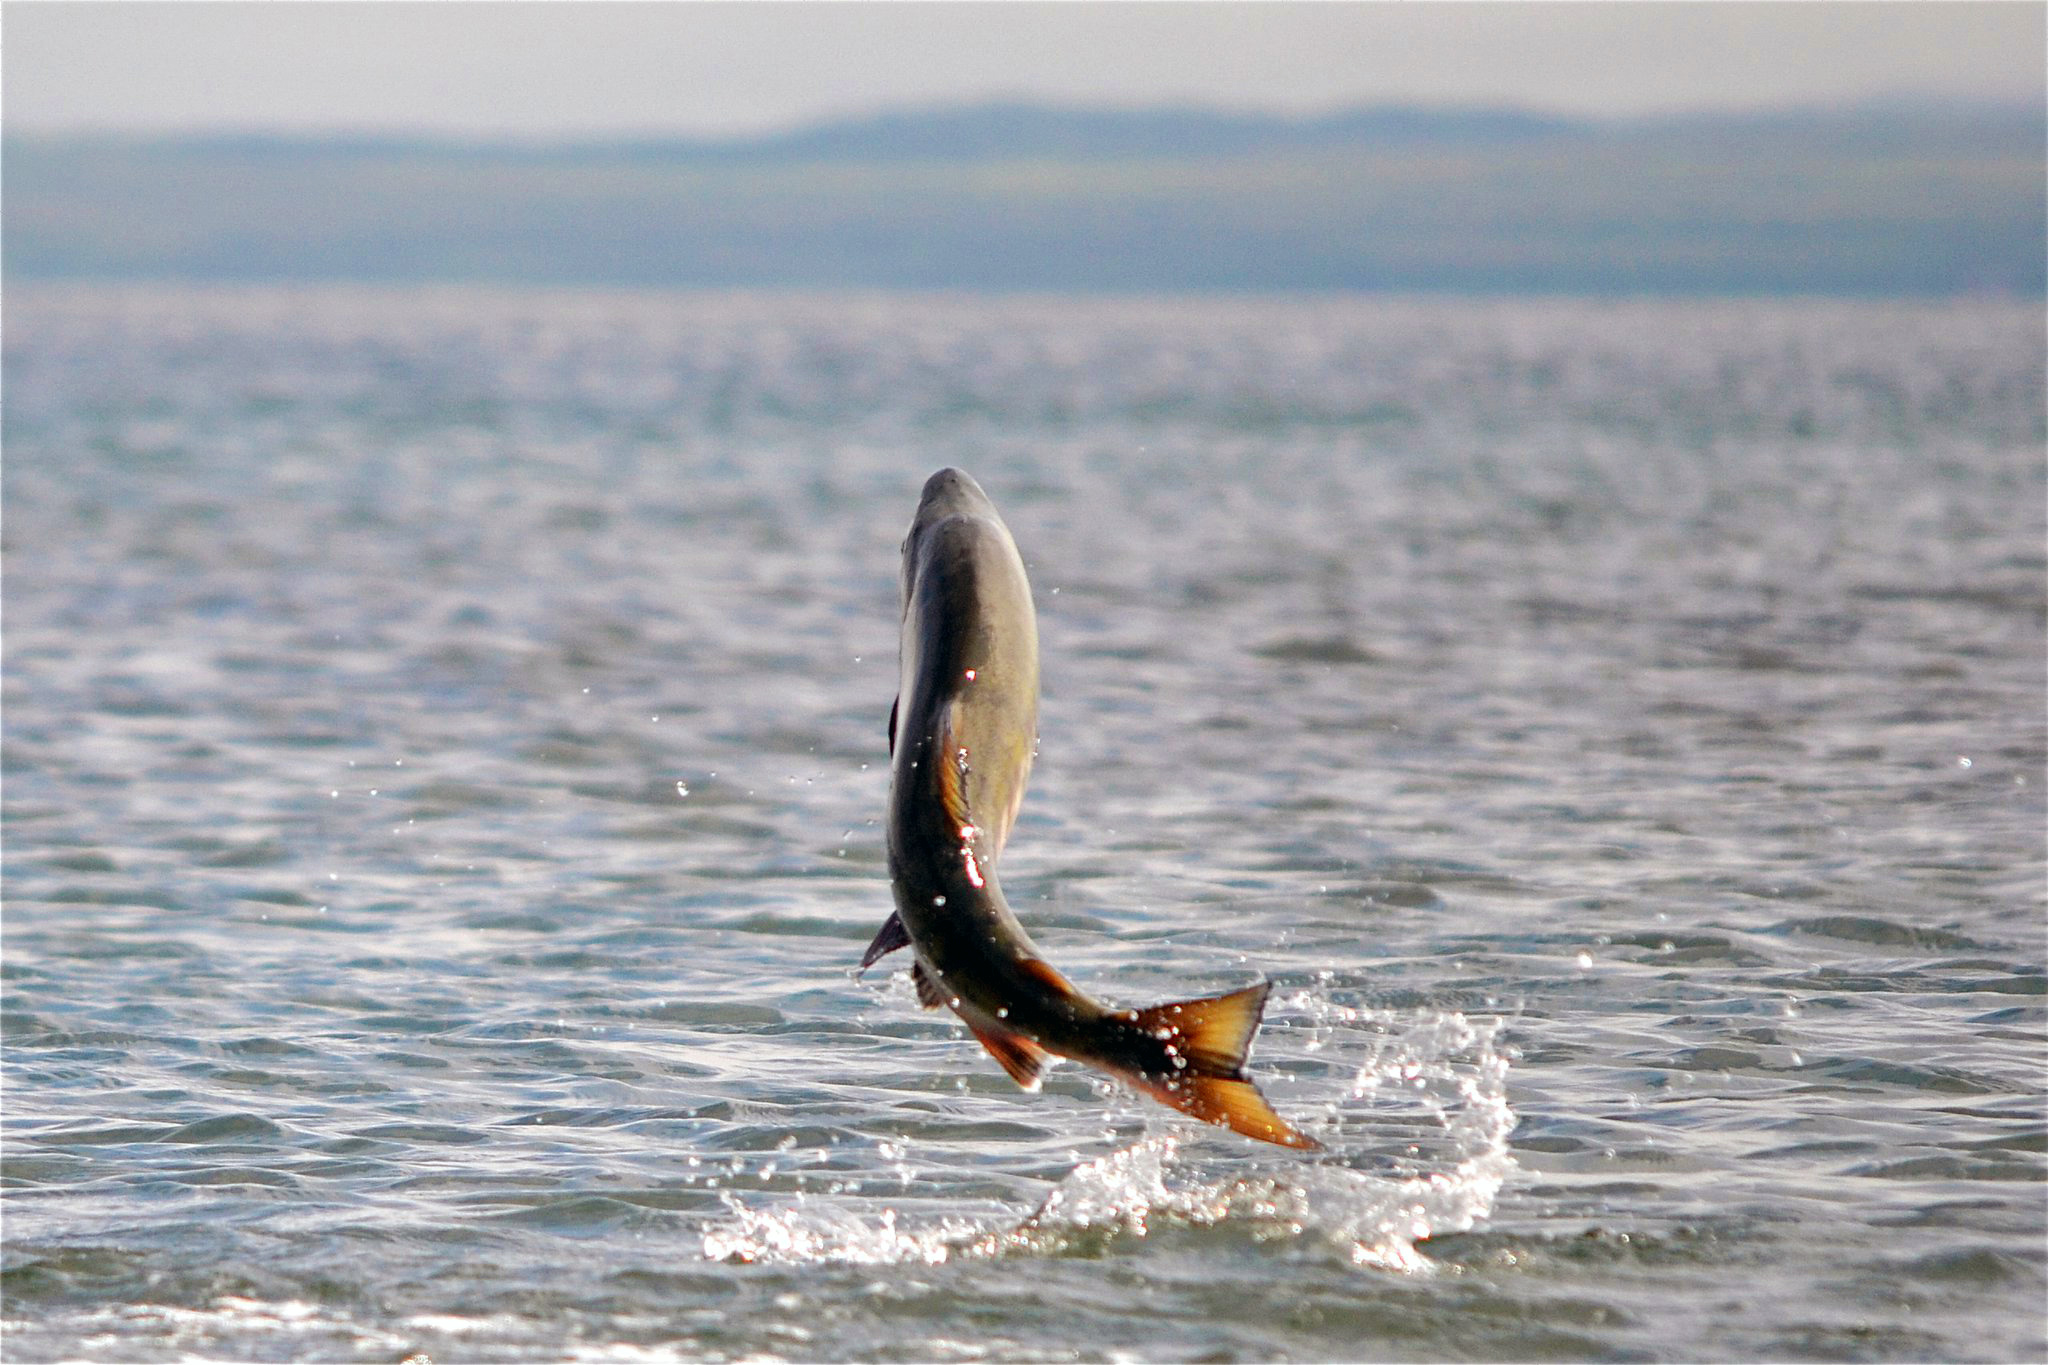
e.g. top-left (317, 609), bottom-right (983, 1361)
top-left (7, 98), bottom-right (2042, 293)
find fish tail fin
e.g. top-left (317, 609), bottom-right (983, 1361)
top-left (1131, 981), bottom-right (1272, 1076)
top-left (1131, 983), bottom-right (1320, 1150)
top-left (1156, 1074), bottom-right (1319, 1150)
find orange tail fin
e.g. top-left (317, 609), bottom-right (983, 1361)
top-left (1131, 982), bottom-right (1319, 1150)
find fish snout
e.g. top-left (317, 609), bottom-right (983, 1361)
top-left (915, 467), bottom-right (995, 522)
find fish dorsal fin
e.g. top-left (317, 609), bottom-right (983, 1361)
top-left (910, 960), bottom-right (948, 1009)
top-left (859, 911), bottom-right (911, 969)
top-left (966, 1020), bottom-right (1049, 1092)
top-left (1130, 981), bottom-right (1271, 1078)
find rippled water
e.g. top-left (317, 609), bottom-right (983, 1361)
top-left (4, 286), bottom-right (2043, 1362)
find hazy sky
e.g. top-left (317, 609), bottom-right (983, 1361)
top-left (6, 1), bottom-right (2042, 138)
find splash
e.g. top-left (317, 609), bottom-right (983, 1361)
top-left (698, 1006), bottom-right (1515, 1271)
top-left (1013, 1006), bottom-right (1517, 1270)
top-left (701, 1194), bottom-right (984, 1266)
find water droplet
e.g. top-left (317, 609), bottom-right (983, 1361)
top-left (675, 781), bottom-right (690, 797)
top-left (1575, 951), bottom-right (1593, 969)
top-left (1957, 755), bottom-right (1972, 768)
top-left (932, 895), bottom-right (947, 907)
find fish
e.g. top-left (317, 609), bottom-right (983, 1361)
top-left (861, 467), bottom-right (1317, 1150)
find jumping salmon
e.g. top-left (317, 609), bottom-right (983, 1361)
top-left (860, 468), bottom-right (1317, 1149)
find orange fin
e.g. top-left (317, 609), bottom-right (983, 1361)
top-left (1131, 981), bottom-right (1272, 1077)
top-left (966, 1020), bottom-right (1050, 1091)
top-left (910, 960), bottom-right (948, 1009)
top-left (1131, 981), bottom-right (1320, 1150)
top-left (1014, 955), bottom-right (1077, 999)
top-left (935, 705), bottom-right (971, 832)
top-left (1154, 1074), bottom-right (1320, 1150)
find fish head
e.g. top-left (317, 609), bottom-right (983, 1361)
top-left (893, 467), bottom-right (1039, 865)
top-left (901, 467), bottom-right (999, 605)
top-left (915, 466), bottom-right (998, 524)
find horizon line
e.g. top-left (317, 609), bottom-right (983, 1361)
top-left (7, 89), bottom-right (2039, 148)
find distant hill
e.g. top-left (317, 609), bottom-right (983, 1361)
top-left (677, 101), bottom-right (1580, 163)
top-left (5, 100), bottom-right (2042, 294)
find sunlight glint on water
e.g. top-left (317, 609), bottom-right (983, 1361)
top-left (3, 285), bottom-right (2042, 1362)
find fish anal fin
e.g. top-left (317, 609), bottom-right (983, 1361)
top-left (966, 1020), bottom-right (1050, 1092)
top-left (1131, 981), bottom-right (1272, 1077)
top-left (1152, 1074), bottom-right (1321, 1151)
top-left (910, 960), bottom-right (948, 1009)
top-left (859, 911), bottom-right (911, 970)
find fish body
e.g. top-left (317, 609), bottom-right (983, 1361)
top-left (863, 468), bottom-right (1315, 1150)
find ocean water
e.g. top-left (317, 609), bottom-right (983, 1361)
top-left (2, 285), bottom-right (2043, 1363)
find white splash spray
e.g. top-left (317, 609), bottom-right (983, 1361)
top-left (697, 1004), bottom-right (1516, 1271)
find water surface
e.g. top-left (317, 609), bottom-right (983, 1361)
top-left (4, 287), bottom-right (2044, 1361)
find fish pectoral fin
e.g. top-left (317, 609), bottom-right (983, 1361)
top-left (1131, 981), bottom-right (1271, 1077)
top-left (966, 1020), bottom-right (1050, 1091)
top-left (934, 705), bottom-right (971, 832)
top-left (887, 696), bottom-right (898, 757)
top-left (859, 911), bottom-right (912, 970)
top-left (910, 960), bottom-right (948, 1009)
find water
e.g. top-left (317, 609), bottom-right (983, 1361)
top-left (3, 285), bottom-right (2042, 1362)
